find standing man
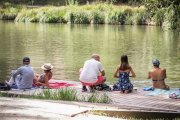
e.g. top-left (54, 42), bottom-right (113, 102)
top-left (7, 57), bottom-right (34, 89)
top-left (79, 54), bottom-right (106, 92)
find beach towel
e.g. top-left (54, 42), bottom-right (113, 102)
top-left (146, 88), bottom-right (180, 97)
top-left (143, 87), bottom-right (154, 91)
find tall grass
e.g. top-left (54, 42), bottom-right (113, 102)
top-left (67, 11), bottom-right (91, 24)
top-left (132, 10), bottom-right (148, 25)
top-left (87, 93), bottom-right (111, 103)
top-left (35, 88), bottom-right (78, 101)
top-left (0, 3), bottom-right (179, 29)
top-left (13, 4), bottom-right (147, 25)
top-left (92, 10), bottom-right (105, 24)
top-left (15, 7), bottom-right (67, 23)
top-left (32, 88), bottom-right (111, 103)
top-left (0, 7), bottom-right (19, 20)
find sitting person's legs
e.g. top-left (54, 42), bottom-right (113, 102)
top-left (81, 75), bottom-right (106, 92)
top-left (6, 76), bottom-right (19, 89)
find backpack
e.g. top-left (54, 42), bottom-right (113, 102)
top-left (94, 83), bottom-right (112, 91)
top-left (0, 82), bottom-right (11, 91)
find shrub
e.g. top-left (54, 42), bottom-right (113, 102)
top-left (132, 10), bottom-right (148, 25)
top-left (107, 10), bottom-right (119, 24)
top-left (163, 5), bottom-right (180, 29)
top-left (39, 11), bottom-right (59, 23)
top-left (67, 11), bottom-right (91, 24)
top-left (123, 8), bottom-right (133, 25)
top-left (153, 8), bottom-right (166, 26)
top-left (15, 9), bottom-right (38, 22)
top-left (117, 11), bottom-right (126, 25)
top-left (1, 7), bottom-right (19, 20)
top-left (92, 10), bottom-right (105, 24)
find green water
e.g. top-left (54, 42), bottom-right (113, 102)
top-left (0, 21), bottom-right (179, 87)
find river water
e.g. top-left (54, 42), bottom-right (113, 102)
top-left (0, 21), bottom-right (179, 87)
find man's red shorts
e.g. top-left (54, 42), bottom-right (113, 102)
top-left (80, 76), bottom-right (105, 86)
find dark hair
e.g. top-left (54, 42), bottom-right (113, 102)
top-left (120, 55), bottom-right (130, 70)
top-left (23, 57), bottom-right (30, 62)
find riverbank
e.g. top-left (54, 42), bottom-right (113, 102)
top-left (0, 97), bottom-right (122, 120)
top-left (0, 3), bottom-right (179, 29)
top-left (0, 80), bottom-right (180, 116)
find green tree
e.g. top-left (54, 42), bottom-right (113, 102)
top-left (143, 0), bottom-right (180, 29)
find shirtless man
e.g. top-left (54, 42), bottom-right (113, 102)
top-left (147, 59), bottom-right (169, 90)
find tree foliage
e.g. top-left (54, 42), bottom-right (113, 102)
top-left (143, 0), bottom-right (180, 29)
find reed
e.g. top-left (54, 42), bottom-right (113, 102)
top-left (67, 11), bottom-right (91, 24)
top-left (0, 7), bottom-right (19, 20)
top-left (92, 10), bottom-right (105, 24)
top-left (0, 3), bottom-right (179, 29)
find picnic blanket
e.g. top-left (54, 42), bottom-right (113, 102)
top-left (10, 81), bottom-right (76, 90)
top-left (48, 81), bottom-right (76, 89)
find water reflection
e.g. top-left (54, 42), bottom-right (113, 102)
top-left (0, 21), bottom-right (179, 87)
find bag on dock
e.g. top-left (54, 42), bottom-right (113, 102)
top-left (94, 83), bottom-right (111, 91)
top-left (0, 82), bottom-right (11, 91)
top-left (169, 89), bottom-right (180, 99)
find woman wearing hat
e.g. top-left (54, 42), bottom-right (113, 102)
top-left (147, 59), bottom-right (169, 90)
top-left (34, 63), bottom-right (53, 87)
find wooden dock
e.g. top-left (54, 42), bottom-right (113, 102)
top-left (0, 80), bottom-right (180, 114)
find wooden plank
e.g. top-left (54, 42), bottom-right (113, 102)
top-left (0, 80), bottom-right (180, 113)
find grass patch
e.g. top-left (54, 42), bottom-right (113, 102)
top-left (34, 88), bottom-right (78, 101)
top-left (34, 88), bottom-right (111, 103)
top-left (87, 93), bottom-right (111, 103)
top-left (0, 88), bottom-right (111, 103)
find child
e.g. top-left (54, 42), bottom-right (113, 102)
top-left (113, 55), bottom-right (136, 93)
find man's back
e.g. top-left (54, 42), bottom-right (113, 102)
top-left (80, 59), bottom-right (103, 83)
top-left (13, 65), bottom-right (34, 89)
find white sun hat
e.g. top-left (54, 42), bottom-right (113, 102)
top-left (41, 63), bottom-right (53, 70)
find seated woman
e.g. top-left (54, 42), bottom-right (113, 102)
top-left (113, 55), bottom-right (136, 94)
top-left (34, 63), bottom-right (53, 87)
top-left (147, 59), bottom-right (169, 90)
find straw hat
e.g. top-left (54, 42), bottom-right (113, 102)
top-left (41, 63), bottom-right (53, 70)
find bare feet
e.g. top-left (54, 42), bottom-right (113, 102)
top-left (124, 90), bottom-right (129, 94)
top-left (120, 90), bottom-right (124, 94)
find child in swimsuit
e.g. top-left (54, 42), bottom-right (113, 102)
top-left (113, 55), bottom-right (136, 93)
